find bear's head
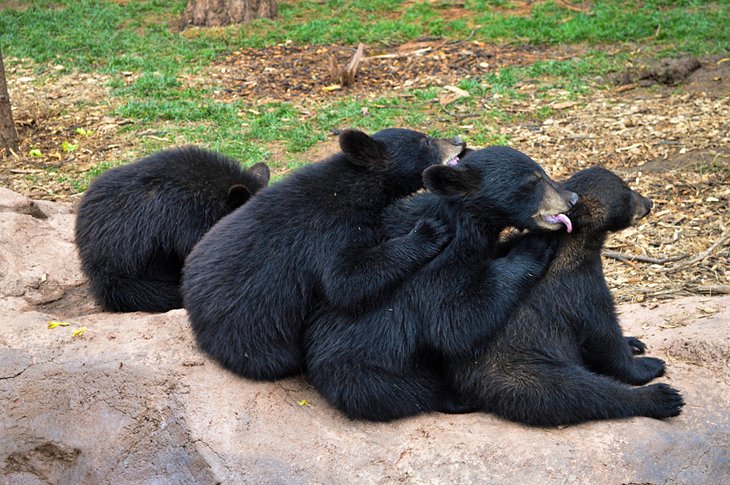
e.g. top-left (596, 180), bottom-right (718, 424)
top-left (226, 162), bottom-right (271, 209)
top-left (422, 146), bottom-right (578, 233)
top-left (563, 167), bottom-right (653, 233)
top-left (339, 128), bottom-right (466, 195)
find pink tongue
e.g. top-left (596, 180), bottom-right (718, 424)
top-left (446, 156), bottom-right (459, 166)
top-left (555, 213), bottom-right (572, 233)
top-left (545, 213), bottom-right (573, 233)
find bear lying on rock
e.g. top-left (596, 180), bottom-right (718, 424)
top-left (304, 146), bottom-right (578, 421)
top-left (75, 146), bottom-right (270, 313)
top-left (448, 167), bottom-right (684, 426)
top-left (183, 128), bottom-right (466, 381)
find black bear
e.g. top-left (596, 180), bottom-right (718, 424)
top-left (182, 128), bottom-right (467, 381)
top-left (304, 146), bottom-right (578, 421)
top-left (448, 167), bottom-right (685, 426)
top-left (75, 146), bottom-right (270, 313)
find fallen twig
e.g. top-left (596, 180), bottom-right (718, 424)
top-left (447, 30), bottom-right (475, 45)
top-left (554, 0), bottom-right (592, 13)
top-left (364, 47), bottom-right (432, 60)
top-left (661, 233), bottom-right (730, 273)
top-left (694, 285), bottom-right (730, 295)
top-left (603, 250), bottom-right (689, 264)
top-left (615, 82), bottom-right (639, 93)
top-left (440, 108), bottom-right (480, 120)
top-left (9, 168), bottom-right (43, 174)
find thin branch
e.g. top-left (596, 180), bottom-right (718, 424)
top-left (447, 30), bottom-right (475, 45)
top-left (602, 250), bottom-right (689, 264)
top-left (694, 285), bottom-right (730, 295)
top-left (439, 104), bottom-right (479, 120)
top-left (661, 233), bottom-right (730, 273)
top-left (554, 0), bottom-right (592, 13)
top-left (364, 47), bottom-right (432, 61)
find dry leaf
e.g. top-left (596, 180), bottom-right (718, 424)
top-left (439, 85), bottom-right (470, 106)
top-left (552, 101), bottom-right (578, 110)
top-left (697, 306), bottom-right (719, 315)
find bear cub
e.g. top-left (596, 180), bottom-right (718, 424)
top-left (448, 167), bottom-right (685, 426)
top-left (75, 146), bottom-right (270, 312)
top-left (304, 146), bottom-right (578, 422)
top-left (182, 128), bottom-right (466, 381)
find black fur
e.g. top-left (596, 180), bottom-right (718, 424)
top-left (182, 128), bottom-right (466, 381)
top-left (304, 147), bottom-right (577, 421)
top-left (448, 167), bottom-right (684, 426)
top-left (75, 146), bottom-right (269, 312)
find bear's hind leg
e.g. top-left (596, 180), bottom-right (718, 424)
top-left (206, 334), bottom-right (303, 381)
top-left (481, 362), bottom-right (684, 426)
top-left (92, 272), bottom-right (182, 313)
top-left (307, 358), bottom-right (443, 422)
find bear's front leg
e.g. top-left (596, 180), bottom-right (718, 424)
top-left (581, 318), bottom-right (665, 385)
top-left (322, 217), bottom-right (451, 311)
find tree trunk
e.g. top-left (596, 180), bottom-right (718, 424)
top-left (181, 0), bottom-right (277, 28)
top-left (0, 49), bottom-right (19, 157)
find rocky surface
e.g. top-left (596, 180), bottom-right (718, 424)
top-left (1, 189), bottom-right (728, 484)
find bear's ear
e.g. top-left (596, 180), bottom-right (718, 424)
top-left (339, 129), bottom-right (388, 168)
top-left (423, 165), bottom-right (481, 197)
top-left (248, 162), bottom-right (270, 185)
top-left (227, 184), bottom-right (253, 209)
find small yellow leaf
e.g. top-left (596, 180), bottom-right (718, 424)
top-left (297, 399), bottom-right (309, 406)
top-left (322, 84), bottom-right (342, 92)
top-left (72, 326), bottom-right (87, 338)
top-left (61, 141), bottom-right (78, 153)
top-left (48, 321), bottom-right (70, 329)
top-left (75, 128), bottom-right (94, 137)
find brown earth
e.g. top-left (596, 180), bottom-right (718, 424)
top-left (200, 41), bottom-right (580, 101)
top-left (1, 191), bottom-right (729, 484)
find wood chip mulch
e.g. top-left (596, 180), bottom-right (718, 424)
top-left (198, 40), bottom-right (574, 102)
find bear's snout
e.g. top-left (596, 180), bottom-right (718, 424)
top-left (631, 192), bottom-right (654, 222)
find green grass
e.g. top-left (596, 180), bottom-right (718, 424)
top-left (0, 0), bottom-right (218, 73)
top-left (1, 0), bottom-right (727, 193)
top-left (3, 1), bottom-right (725, 74)
top-left (470, 0), bottom-right (729, 53)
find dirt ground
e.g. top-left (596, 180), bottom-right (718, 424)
top-left (1, 42), bottom-right (728, 305)
top-left (1, 191), bottom-right (728, 483)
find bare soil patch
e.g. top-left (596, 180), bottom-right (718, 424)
top-left (199, 40), bottom-right (579, 102)
top-left (1, 293), bottom-right (728, 483)
top-left (32, 282), bottom-right (100, 318)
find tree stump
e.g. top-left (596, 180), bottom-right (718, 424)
top-left (0, 49), bottom-right (20, 157)
top-left (180, 0), bottom-right (277, 28)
